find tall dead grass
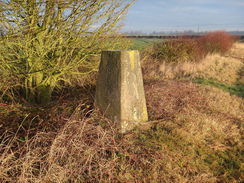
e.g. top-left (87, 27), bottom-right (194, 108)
top-left (158, 54), bottom-right (244, 84)
top-left (229, 43), bottom-right (244, 60)
top-left (143, 44), bottom-right (244, 85)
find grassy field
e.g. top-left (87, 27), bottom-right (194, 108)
top-left (129, 38), bottom-right (163, 50)
top-left (0, 40), bottom-right (244, 182)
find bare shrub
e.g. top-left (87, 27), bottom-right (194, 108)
top-left (199, 31), bottom-right (235, 54)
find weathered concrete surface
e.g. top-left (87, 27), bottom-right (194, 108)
top-left (95, 50), bottom-right (148, 133)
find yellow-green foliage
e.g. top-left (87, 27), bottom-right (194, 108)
top-left (0, 0), bottom-right (134, 104)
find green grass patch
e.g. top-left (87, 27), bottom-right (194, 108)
top-left (129, 38), bottom-right (163, 50)
top-left (194, 78), bottom-right (244, 97)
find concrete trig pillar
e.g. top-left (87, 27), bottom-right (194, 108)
top-left (95, 50), bottom-right (148, 133)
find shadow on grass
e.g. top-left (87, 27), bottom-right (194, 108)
top-left (194, 78), bottom-right (244, 97)
top-left (0, 84), bottom-right (96, 141)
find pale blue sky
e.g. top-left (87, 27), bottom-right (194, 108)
top-left (122, 0), bottom-right (244, 32)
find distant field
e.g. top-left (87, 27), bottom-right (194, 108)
top-left (129, 35), bottom-right (244, 50)
top-left (129, 38), bottom-right (163, 50)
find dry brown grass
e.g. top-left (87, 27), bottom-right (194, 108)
top-left (192, 54), bottom-right (243, 84)
top-left (1, 79), bottom-right (243, 182)
top-left (143, 44), bottom-right (244, 85)
top-left (229, 43), bottom-right (244, 60)
top-left (145, 80), bottom-right (243, 150)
